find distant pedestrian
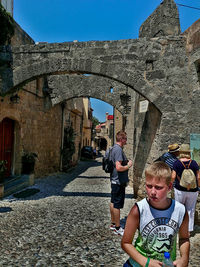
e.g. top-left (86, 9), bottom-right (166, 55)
top-left (122, 161), bottom-right (190, 267)
top-left (155, 143), bottom-right (180, 169)
top-left (172, 144), bottom-right (200, 234)
top-left (93, 148), bottom-right (97, 158)
top-left (109, 130), bottom-right (132, 236)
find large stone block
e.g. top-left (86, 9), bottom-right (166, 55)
top-left (139, 0), bottom-right (181, 38)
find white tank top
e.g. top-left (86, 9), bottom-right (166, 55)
top-left (129, 198), bottom-right (186, 266)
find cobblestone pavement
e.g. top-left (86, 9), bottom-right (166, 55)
top-left (0, 157), bottom-right (199, 267)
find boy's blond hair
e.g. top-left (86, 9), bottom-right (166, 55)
top-left (145, 161), bottom-right (171, 185)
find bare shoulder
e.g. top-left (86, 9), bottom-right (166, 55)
top-left (128, 203), bottom-right (140, 220)
top-left (122, 204), bottom-right (140, 243)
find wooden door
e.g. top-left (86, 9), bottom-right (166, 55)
top-left (0, 118), bottom-right (14, 177)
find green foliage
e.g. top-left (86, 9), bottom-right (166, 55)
top-left (92, 116), bottom-right (100, 139)
top-left (21, 152), bottom-right (38, 174)
top-left (62, 126), bottom-right (75, 171)
top-left (22, 152), bottom-right (38, 163)
top-left (0, 3), bottom-right (14, 45)
top-left (109, 124), bottom-right (114, 139)
top-left (0, 160), bottom-right (7, 173)
top-left (0, 160), bottom-right (7, 183)
top-left (92, 116), bottom-right (100, 128)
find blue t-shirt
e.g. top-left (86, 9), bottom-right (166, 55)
top-left (162, 152), bottom-right (178, 170)
top-left (110, 144), bottom-right (128, 185)
top-left (173, 159), bottom-right (199, 192)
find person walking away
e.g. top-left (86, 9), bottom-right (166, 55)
top-left (121, 161), bottom-right (190, 267)
top-left (109, 130), bottom-right (132, 236)
top-left (171, 144), bottom-right (200, 234)
top-left (156, 143), bottom-right (180, 169)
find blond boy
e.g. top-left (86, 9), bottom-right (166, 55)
top-left (121, 161), bottom-right (190, 267)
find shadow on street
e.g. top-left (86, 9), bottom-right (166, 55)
top-left (5, 157), bottom-right (134, 201)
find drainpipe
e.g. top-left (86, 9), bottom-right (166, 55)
top-left (60, 102), bottom-right (65, 171)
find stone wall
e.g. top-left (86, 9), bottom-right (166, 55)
top-left (114, 109), bottom-right (123, 139)
top-left (82, 97), bottom-right (92, 147)
top-left (0, 79), bottom-right (62, 177)
top-left (182, 18), bottom-right (200, 53)
top-left (139, 0), bottom-right (180, 38)
top-left (0, 19), bottom-right (63, 177)
top-left (11, 21), bottom-right (34, 46)
top-left (0, 19), bottom-right (88, 178)
top-left (63, 98), bottom-right (84, 166)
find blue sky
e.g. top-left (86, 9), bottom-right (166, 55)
top-left (13, 0), bottom-right (200, 122)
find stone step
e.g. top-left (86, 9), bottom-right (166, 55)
top-left (4, 175), bottom-right (23, 186)
top-left (2, 174), bottom-right (34, 198)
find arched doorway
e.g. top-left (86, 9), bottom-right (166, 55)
top-left (0, 118), bottom-right (14, 177)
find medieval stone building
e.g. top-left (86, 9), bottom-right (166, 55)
top-left (0, 3), bottom-right (92, 196)
top-left (1, 0), bottom-right (200, 197)
top-left (94, 112), bottom-right (115, 151)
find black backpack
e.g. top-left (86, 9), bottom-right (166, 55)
top-left (102, 147), bottom-right (114, 173)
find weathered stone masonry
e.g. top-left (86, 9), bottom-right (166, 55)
top-left (2, 37), bottom-right (199, 139)
top-left (1, 0), bottom-right (200, 195)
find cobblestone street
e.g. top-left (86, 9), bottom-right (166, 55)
top-left (0, 157), bottom-right (200, 266)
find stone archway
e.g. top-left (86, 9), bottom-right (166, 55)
top-left (45, 72), bottom-right (162, 196)
top-left (0, 40), bottom-right (166, 112)
top-left (46, 74), bottom-right (135, 114)
top-left (1, 36), bottom-right (198, 194)
top-left (1, 35), bottom-right (200, 188)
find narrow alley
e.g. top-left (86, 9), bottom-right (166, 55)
top-left (0, 157), bottom-right (199, 266)
top-left (0, 157), bottom-right (134, 266)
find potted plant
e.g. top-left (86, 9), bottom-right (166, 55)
top-left (0, 160), bottom-right (7, 183)
top-left (21, 152), bottom-right (38, 174)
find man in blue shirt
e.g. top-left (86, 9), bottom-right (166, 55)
top-left (156, 143), bottom-right (180, 169)
top-left (109, 130), bottom-right (132, 236)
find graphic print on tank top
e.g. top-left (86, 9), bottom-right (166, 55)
top-left (141, 217), bottom-right (178, 253)
top-left (133, 199), bottom-right (185, 261)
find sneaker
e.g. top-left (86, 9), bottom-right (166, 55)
top-left (110, 224), bottom-right (116, 230)
top-left (114, 227), bottom-right (124, 236)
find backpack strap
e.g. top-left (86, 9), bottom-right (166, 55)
top-left (180, 159), bottom-right (192, 169)
top-left (177, 174), bottom-right (181, 182)
top-left (108, 147), bottom-right (115, 167)
top-left (188, 159), bottom-right (192, 168)
top-left (108, 147), bottom-right (113, 159)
